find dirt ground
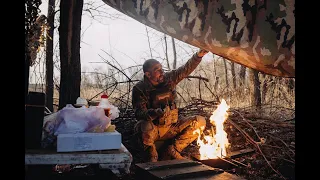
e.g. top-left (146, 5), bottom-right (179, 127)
top-left (113, 100), bottom-right (295, 180)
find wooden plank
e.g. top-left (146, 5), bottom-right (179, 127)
top-left (228, 148), bottom-right (255, 159)
top-left (135, 159), bottom-right (245, 180)
top-left (25, 144), bottom-right (132, 165)
top-left (136, 159), bottom-right (201, 171)
top-left (150, 164), bottom-right (223, 179)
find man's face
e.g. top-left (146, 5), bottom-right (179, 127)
top-left (146, 62), bottom-right (164, 85)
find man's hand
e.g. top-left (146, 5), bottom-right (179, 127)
top-left (154, 108), bottom-right (164, 118)
top-left (196, 49), bottom-right (209, 58)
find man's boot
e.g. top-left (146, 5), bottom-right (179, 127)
top-left (165, 145), bottom-right (184, 159)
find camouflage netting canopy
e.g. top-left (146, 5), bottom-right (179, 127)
top-left (103, 0), bottom-right (295, 77)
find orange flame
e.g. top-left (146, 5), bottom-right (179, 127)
top-left (193, 99), bottom-right (230, 160)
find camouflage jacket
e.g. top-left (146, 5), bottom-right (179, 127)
top-left (132, 54), bottom-right (202, 123)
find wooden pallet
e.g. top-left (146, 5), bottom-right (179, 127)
top-left (135, 159), bottom-right (246, 180)
top-left (25, 143), bottom-right (132, 175)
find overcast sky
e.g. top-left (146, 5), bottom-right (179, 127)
top-left (31, 0), bottom-right (212, 84)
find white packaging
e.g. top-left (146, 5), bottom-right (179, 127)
top-left (57, 131), bottom-right (122, 152)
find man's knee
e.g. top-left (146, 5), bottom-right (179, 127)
top-left (194, 115), bottom-right (206, 130)
top-left (139, 121), bottom-right (158, 146)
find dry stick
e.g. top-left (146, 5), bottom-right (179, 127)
top-left (262, 144), bottom-right (282, 149)
top-left (108, 82), bottom-right (118, 97)
top-left (221, 154), bottom-right (248, 167)
top-left (279, 158), bottom-right (295, 164)
top-left (88, 83), bottom-right (117, 101)
top-left (114, 88), bottom-right (134, 106)
top-left (112, 97), bottom-right (129, 106)
top-left (88, 80), bottom-right (139, 101)
top-left (176, 90), bottom-right (188, 104)
top-left (101, 49), bottom-right (125, 73)
top-left (267, 134), bottom-right (295, 156)
top-left (97, 65), bottom-right (141, 81)
top-left (227, 119), bottom-right (286, 179)
top-left (98, 55), bottom-right (132, 82)
top-left (186, 75), bottom-right (209, 82)
top-left (125, 81), bottom-right (131, 112)
top-left (255, 144), bottom-right (286, 180)
top-left (96, 56), bottom-right (134, 107)
top-left (230, 109), bottom-right (261, 140)
top-left (203, 81), bottom-right (220, 102)
top-left (199, 77), bottom-right (202, 100)
top-left (177, 84), bottom-right (192, 102)
top-left (264, 137), bottom-right (295, 162)
top-left (217, 156), bottom-right (239, 167)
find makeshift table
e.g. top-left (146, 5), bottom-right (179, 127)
top-left (25, 143), bottom-right (132, 175)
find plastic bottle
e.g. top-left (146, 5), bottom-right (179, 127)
top-left (98, 93), bottom-right (111, 117)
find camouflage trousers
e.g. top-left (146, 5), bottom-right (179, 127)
top-left (134, 115), bottom-right (206, 161)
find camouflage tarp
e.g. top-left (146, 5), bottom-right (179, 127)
top-left (102, 0), bottom-right (295, 77)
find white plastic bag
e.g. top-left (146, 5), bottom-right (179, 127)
top-left (53, 104), bottom-right (111, 135)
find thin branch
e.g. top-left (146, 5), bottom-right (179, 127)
top-left (145, 26), bottom-right (153, 58)
top-left (186, 76), bottom-right (209, 82)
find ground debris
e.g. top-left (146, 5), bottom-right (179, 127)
top-left (112, 99), bottom-right (294, 180)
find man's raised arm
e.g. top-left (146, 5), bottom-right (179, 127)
top-left (166, 49), bottom-right (208, 85)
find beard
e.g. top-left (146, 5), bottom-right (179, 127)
top-left (157, 75), bottom-right (164, 83)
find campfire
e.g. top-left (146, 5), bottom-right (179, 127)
top-left (193, 99), bottom-right (230, 160)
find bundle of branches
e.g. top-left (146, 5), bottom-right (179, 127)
top-left (183, 102), bottom-right (295, 180)
top-left (225, 107), bottom-right (295, 180)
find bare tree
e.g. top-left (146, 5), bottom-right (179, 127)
top-left (145, 26), bottom-right (153, 58)
top-left (223, 58), bottom-right (229, 89)
top-left (261, 73), bottom-right (271, 104)
top-left (172, 37), bottom-right (177, 69)
top-left (164, 34), bottom-right (171, 70)
top-left (45, 0), bottom-right (55, 112)
top-left (240, 65), bottom-right (246, 86)
top-left (25, 0), bottom-right (42, 103)
top-left (250, 69), bottom-right (262, 109)
top-left (58, 0), bottom-right (84, 109)
top-left (231, 62), bottom-right (236, 89)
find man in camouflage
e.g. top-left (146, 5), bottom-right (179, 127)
top-left (132, 49), bottom-right (209, 162)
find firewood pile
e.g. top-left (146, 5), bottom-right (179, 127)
top-left (112, 98), bottom-right (295, 180)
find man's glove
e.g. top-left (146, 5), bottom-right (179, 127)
top-left (169, 109), bottom-right (178, 124)
top-left (159, 106), bottom-right (178, 126)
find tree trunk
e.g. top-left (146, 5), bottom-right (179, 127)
top-left (261, 74), bottom-right (270, 104)
top-left (58, 0), bottom-right (83, 109)
top-left (214, 77), bottom-right (219, 92)
top-left (45, 0), bottom-right (55, 112)
top-left (240, 65), bottom-right (246, 86)
top-left (223, 58), bottom-right (229, 89)
top-left (287, 78), bottom-right (295, 92)
top-left (231, 62), bottom-right (236, 89)
top-left (172, 37), bottom-right (177, 69)
top-left (25, 53), bottom-right (30, 105)
top-left (250, 69), bottom-right (261, 109)
top-left (164, 34), bottom-right (170, 70)
top-left (213, 55), bottom-right (217, 78)
top-left (145, 26), bottom-right (153, 58)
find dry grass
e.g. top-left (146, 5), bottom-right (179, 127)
top-left (28, 59), bottom-right (295, 122)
